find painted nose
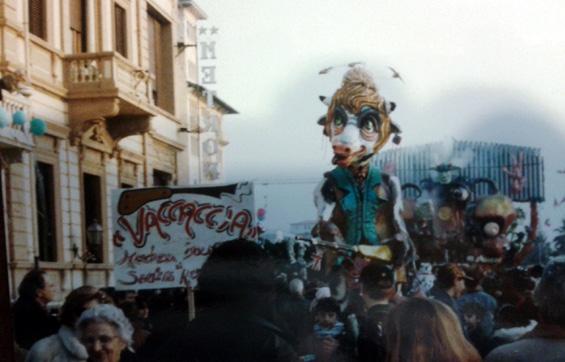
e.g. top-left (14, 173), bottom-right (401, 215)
top-left (333, 144), bottom-right (351, 154)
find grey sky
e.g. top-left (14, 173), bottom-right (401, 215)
top-left (197, 0), bottom-right (565, 233)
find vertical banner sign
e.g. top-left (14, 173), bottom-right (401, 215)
top-left (197, 23), bottom-right (221, 181)
top-left (197, 24), bottom-right (218, 93)
top-left (112, 183), bottom-right (257, 290)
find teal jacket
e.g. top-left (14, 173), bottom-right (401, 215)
top-left (328, 166), bottom-right (383, 245)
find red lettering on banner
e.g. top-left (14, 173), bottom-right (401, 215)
top-left (118, 267), bottom-right (176, 286)
top-left (145, 207), bottom-right (170, 241)
top-left (194, 203), bottom-right (213, 223)
top-left (180, 268), bottom-right (201, 286)
top-left (113, 230), bottom-right (125, 247)
top-left (117, 246), bottom-right (177, 267)
top-left (168, 200), bottom-right (185, 223)
top-left (180, 203), bottom-right (197, 238)
top-left (183, 241), bottom-right (216, 260)
top-left (205, 206), bottom-right (223, 228)
top-left (157, 201), bottom-right (173, 226)
top-left (118, 209), bottom-right (148, 248)
top-left (229, 210), bottom-right (253, 238)
top-left (117, 200), bottom-right (256, 248)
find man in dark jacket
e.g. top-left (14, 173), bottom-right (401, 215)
top-left (13, 269), bottom-right (59, 349)
top-left (357, 261), bottom-right (396, 361)
top-left (486, 257), bottom-right (565, 362)
top-left (154, 239), bottom-right (298, 362)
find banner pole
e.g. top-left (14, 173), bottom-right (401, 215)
top-left (188, 287), bottom-right (196, 321)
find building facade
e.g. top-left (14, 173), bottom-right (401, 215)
top-left (0, 0), bottom-right (234, 300)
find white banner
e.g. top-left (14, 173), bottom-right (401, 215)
top-left (111, 182), bottom-right (256, 290)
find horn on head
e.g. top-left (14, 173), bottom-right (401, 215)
top-left (319, 95), bottom-right (330, 106)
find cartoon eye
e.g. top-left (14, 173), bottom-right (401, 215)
top-left (334, 114), bottom-right (344, 127)
top-left (333, 108), bottom-right (347, 128)
top-left (358, 110), bottom-right (380, 133)
top-left (361, 117), bottom-right (376, 132)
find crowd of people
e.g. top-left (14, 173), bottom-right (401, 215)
top-left (11, 239), bottom-right (565, 361)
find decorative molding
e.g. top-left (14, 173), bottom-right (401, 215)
top-left (73, 118), bottom-right (114, 156)
top-left (69, 98), bottom-right (120, 126)
top-left (149, 131), bottom-right (185, 151)
top-left (44, 121), bottom-right (70, 139)
top-left (0, 17), bottom-right (25, 37)
top-left (119, 149), bottom-right (145, 164)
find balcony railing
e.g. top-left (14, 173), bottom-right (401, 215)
top-left (64, 52), bottom-right (152, 105)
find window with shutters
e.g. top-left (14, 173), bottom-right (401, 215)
top-left (147, 9), bottom-right (175, 113)
top-left (70, 0), bottom-right (88, 53)
top-left (35, 161), bottom-right (57, 262)
top-left (147, 14), bottom-right (161, 106)
top-left (114, 4), bottom-right (127, 57)
top-left (29, 0), bottom-right (47, 40)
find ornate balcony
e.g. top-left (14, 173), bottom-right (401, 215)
top-left (63, 52), bottom-right (156, 149)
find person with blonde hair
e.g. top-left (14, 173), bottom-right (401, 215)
top-left (385, 298), bottom-right (481, 362)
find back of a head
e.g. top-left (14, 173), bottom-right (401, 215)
top-left (463, 268), bottom-right (483, 291)
top-left (434, 264), bottom-right (464, 290)
top-left (534, 257), bottom-right (565, 326)
top-left (315, 297), bottom-right (340, 315)
top-left (288, 278), bottom-right (304, 297)
top-left (17, 269), bottom-right (46, 300)
top-left (60, 286), bottom-right (107, 327)
top-left (385, 298), bottom-right (480, 362)
top-left (197, 239), bottom-right (275, 307)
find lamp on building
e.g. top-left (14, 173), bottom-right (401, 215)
top-left (178, 126), bottom-right (201, 133)
top-left (86, 219), bottom-right (103, 261)
top-left (176, 42), bottom-right (197, 55)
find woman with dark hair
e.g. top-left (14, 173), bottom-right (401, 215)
top-left (26, 286), bottom-right (109, 362)
top-left (14, 269), bottom-right (59, 350)
top-left (385, 298), bottom-right (481, 362)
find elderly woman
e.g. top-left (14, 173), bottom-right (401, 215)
top-left (76, 304), bottom-right (134, 362)
top-left (26, 286), bottom-right (109, 362)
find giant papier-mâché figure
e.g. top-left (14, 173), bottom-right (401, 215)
top-left (403, 163), bottom-right (517, 263)
top-left (312, 66), bottom-right (413, 272)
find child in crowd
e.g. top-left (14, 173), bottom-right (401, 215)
top-left (300, 297), bottom-right (354, 362)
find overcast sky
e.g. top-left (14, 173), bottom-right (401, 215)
top-left (196, 0), bottom-right (565, 233)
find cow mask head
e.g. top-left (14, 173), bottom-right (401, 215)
top-left (318, 66), bottom-right (401, 168)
